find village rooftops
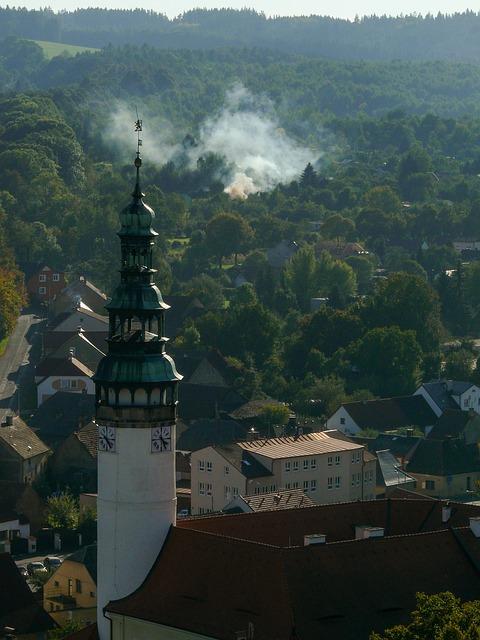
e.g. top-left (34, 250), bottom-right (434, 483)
top-left (35, 356), bottom-right (94, 381)
top-left (224, 488), bottom-right (316, 513)
top-left (105, 497), bottom-right (480, 640)
top-left (0, 415), bottom-right (50, 460)
top-left (238, 431), bottom-right (364, 459)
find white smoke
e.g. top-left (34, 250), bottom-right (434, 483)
top-left (105, 83), bottom-right (319, 199)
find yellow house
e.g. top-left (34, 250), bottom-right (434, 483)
top-left (44, 544), bottom-right (97, 614)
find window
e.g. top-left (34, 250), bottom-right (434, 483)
top-left (327, 477), bottom-right (333, 490)
top-left (310, 458), bottom-right (317, 470)
top-left (90, 592), bottom-right (95, 598)
top-left (293, 461), bottom-right (299, 472)
top-left (356, 473), bottom-right (361, 486)
top-left (70, 380), bottom-right (77, 389)
top-left (224, 465), bottom-right (230, 475)
top-left (464, 398), bottom-right (469, 407)
top-left (199, 482), bottom-right (205, 495)
top-left (285, 482), bottom-right (291, 489)
top-left (340, 417), bottom-right (346, 425)
top-left (328, 456), bottom-right (333, 466)
top-left (224, 486), bottom-right (231, 500)
top-left (206, 461), bottom-right (212, 472)
top-left (68, 579), bottom-right (73, 597)
top-left (76, 579), bottom-right (82, 594)
top-left (199, 507), bottom-right (205, 515)
top-left (351, 474), bottom-right (355, 487)
top-left (285, 461), bottom-right (291, 472)
top-left (310, 479), bottom-right (317, 492)
top-left (292, 481), bottom-right (299, 489)
top-left (54, 581), bottom-right (59, 587)
top-left (206, 483), bottom-right (213, 495)
top-left (52, 273), bottom-right (60, 282)
top-left (335, 476), bottom-right (341, 489)
top-left (335, 454), bottom-right (341, 466)
top-left (303, 459), bottom-right (309, 470)
top-left (198, 460), bottom-right (205, 471)
top-left (467, 476), bottom-right (472, 491)
top-left (39, 274), bottom-right (46, 282)
top-left (38, 287), bottom-right (46, 295)
top-left (425, 480), bottom-right (436, 490)
top-left (303, 480), bottom-right (309, 491)
top-left (232, 487), bottom-right (239, 497)
top-left (271, 484), bottom-right (276, 492)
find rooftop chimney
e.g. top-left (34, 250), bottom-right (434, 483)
top-left (4, 415), bottom-right (13, 427)
top-left (355, 525), bottom-right (384, 540)
top-left (470, 517), bottom-right (480, 538)
top-left (442, 503), bottom-right (451, 523)
top-left (304, 534), bottom-right (326, 546)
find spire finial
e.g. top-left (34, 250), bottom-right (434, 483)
top-left (133, 110), bottom-right (143, 197)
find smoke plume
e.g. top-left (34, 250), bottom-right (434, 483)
top-left (105, 83), bottom-right (319, 198)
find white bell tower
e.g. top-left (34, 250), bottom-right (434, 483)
top-left (94, 142), bottom-right (182, 640)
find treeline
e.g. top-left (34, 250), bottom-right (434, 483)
top-left (5, 8), bottom-right (480, 62)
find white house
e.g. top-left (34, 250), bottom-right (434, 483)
top-left (35, 356), bottom-right (95, 406)
top-left (326, 395), bottom-right (437, 436)
top-left (414, 380), bottom-right (480, 417)
top-left (0, 513), bottom-right (36, 554)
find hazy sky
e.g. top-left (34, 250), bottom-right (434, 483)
top-left (14, 0), bottom-right (479, 19)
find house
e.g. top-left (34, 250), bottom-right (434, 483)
top-left (162, 295), bottom-right (205, 338)
top-left (48, 307), bottom-right (108, 334)
top-left (0, 552), bottom-right (54, 637)
top-left (406, 438), bottom-right (480, 498)
top-left (29, 391), bottom-right (95, 448)
top-left (0, 483), bottom-right (45, 535)
top-left (326, 395), bottom-right (437, 435)
top-left (223, 488), bottom-right (316, 513)
top-left (177, 383), bottom-right (246, 422)
top-left (375, 449), bottom-right (416, 497)
top-left (175, 349), bottom-right (240, 388)
top-left (44, 329), bottom-right (106, 373)
top-left (0, 415), bottom-right (50, 484)
top-left (266, 239), bottom-right (298, 269)
top-left (44, 544), bottom-right (97, 615)
top-left (50, 276), bottom-right (108, 317)
top-left (176, 418), bottom-right (247, 452)
top-left (316, 239), bottom-right (368, 260)
top-left (414, 380), bottom-right (480, 416)
top-left (103, 497), bottom-right (480, 640)
top-left (190, 431), bottom-right (376, 515)
top-left (353, 432), bottom-right (421, 467)
top-left (35, 356), bottom-right (95, 407)
top-left (0, 513), bottom-right (36, 554)
top-left (50, 422), bottom-right (98, 492)
top-left (427, 408), bottom-right (480, 443)
top-left (43, 330), bottom-right (108, 358)
top-left (229, 397), bottom-right (293, 432)
top-left (25, 264), bottom-right (65, 304)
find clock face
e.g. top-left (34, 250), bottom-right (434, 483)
top-left (151, 425), bottom-right (172, 453)
top-left (98, 425), bottom-right (116, 453)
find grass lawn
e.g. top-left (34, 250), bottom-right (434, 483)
top-left (33, 40), bottom-right (99, 59)
top-left (0, 337), bottom-right (8, 357)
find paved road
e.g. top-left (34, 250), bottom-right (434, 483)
top-left (0, 311), bottom-right (42, 422)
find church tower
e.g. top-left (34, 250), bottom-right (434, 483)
top-left (94, 141), bottom-right (182, 640)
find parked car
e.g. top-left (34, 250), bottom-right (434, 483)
top-left (27, 561), bottom-right (47, 576)
top-left (18, 565), bottom-right (28, 578)
top-left (44, 556), bottom-right (62, 570)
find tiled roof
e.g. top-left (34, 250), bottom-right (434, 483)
top-left (238, 431), bottom-right (363, 459)
top-left (427, 409), bottom-right (471, 440)
top-left (420, 380), bottom-right (472, 411)
top-left (0, 552), bottom-right (54, 633)
top-left (176, 418), bottom-right (247, 452)
top-left (75, 422), bottom-right (98, 459)
top-left (0, 416), bottom-right (50, 459)
top-left (178, 497), bottom-right (480, 546)
top-left (341, 395), bottom-right (437, 431)
top-left (229, 398), bottom-right (287, 420)
top-left (230, 489), bottom-right (316, 513)
top-left (106, 517), bottom-right (480, 640)
top-left (36, 356), bottom-right (94, 379)
top-left (407, 439), bottom-right (480, 476)
top-left (66, 544), bottom-right (97, 583)
top-left (29, 391), bottom-right (95, 439)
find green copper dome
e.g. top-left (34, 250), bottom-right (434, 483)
top-left (95, 353), bottom-right (181, 385)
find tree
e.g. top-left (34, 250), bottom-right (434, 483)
top-left (370, 592), bottom-right (480, 640)
top-left (182, 274), bottom-right (225, 310)
top-left (444, 349), bottom-right (474, 381)
top-left (321, 214), bottom-right (355, 244)
top-left (362, 273), bottom-right (441, 353)
top-left (205, 212), bottom-right (253, 267)
top-left (350, 326), bottom-right (422, 396)
top-left (284, 244), bottom-right (318, 312)
top-left (259, 403), bottom-right (290, 436)
top-left (45, 491), bottom-right (79, 530)
top-left (47, 620), bottom-right (83, 639)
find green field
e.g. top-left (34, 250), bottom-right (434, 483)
top-left (33, 40), bottom-right (99, 59)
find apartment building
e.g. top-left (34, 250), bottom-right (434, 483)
top-left (191, 430), bottom-right (376, 514)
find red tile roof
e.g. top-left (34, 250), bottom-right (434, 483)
top-left (106, 522), bottom-right (480, 640)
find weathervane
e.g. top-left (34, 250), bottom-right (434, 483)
top-left (134, 107), bottom-right (143, 157)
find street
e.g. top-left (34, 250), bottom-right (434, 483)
top-left (0, 310), bottom-right (43, 422)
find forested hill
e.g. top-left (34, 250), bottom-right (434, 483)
top-left (3, 8), bottom-right (480, 62)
